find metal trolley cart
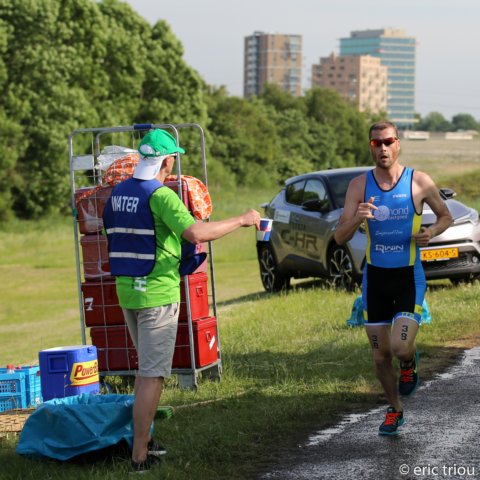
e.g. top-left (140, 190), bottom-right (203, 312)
top-left (68, 123), bottom-right (222, 389)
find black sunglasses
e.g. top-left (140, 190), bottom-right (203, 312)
top-left (369, 137), bottom-right (398, 148)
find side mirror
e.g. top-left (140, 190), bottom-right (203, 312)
top-left (440, 188), bottom-right (456, 199)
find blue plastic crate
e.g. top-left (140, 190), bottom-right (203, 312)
top-left (0, 372), bottom-right (27, 412)
top-left (0, 366), bottom-right (42, 409)
top-left (22, 366), bottom-right (42, 407)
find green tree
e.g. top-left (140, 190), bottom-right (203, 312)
top-left (417, 112), bottom-right (453, 132)
top-left (0, 0), bottom-right (208, 219)
top-left (303, 88), bottom-right (370, 167)
top-left (451, 113), bottom-right (479, 132)
top-left (206, 88), bottom-right (281, 188)
top-left (259, 85), bottom-right (315, 178)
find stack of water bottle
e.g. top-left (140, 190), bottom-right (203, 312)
top-left (0, 364), bottom-right (42, 412)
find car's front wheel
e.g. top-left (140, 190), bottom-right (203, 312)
top-left (258, 244), bottom-right (290, 292)
top-left (328, 244), bottom-right (356, 290)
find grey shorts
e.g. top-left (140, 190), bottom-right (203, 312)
top-left (122, 303), bottom-right (179, 378)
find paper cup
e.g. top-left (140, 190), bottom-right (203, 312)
top-left (257, 218), bottom-right (273, 242)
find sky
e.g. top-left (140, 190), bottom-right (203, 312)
top-left (123, 0), bottom-right (480, 120)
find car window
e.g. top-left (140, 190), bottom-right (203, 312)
top-left (285, 180), bottom-right (305, 206)
top-left (328, 171), bottom-right (367, 208)
top-left (304, 179), bottom-right (328, 203)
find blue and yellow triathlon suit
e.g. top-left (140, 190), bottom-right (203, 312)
top-left (362, 167), bottom-right (426, 326)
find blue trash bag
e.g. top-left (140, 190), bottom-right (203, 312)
top-left (421, 299), bottom-right (432, 324)
top-left (346, 296), bottom-right (365, 327)
top-left (346, 297), bottom-right (432, 327)
top-left (16, 393), bottom-right (145, 461)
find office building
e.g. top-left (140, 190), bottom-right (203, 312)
top-left (339, 28), bottom-right (416, 127)
top-left (312, 53), bottom-right (387, 114)
top-left (244, 31), bottom-right (302, 97)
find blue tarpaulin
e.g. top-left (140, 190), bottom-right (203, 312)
top-left (16, 393), bottom-right (140, 461)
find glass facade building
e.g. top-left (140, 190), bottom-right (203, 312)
top-left (340, 29), bottom-right (416, 128)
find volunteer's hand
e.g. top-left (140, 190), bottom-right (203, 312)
top-left (241, 209), bottom-right (261, 229)
top-left (414, 226), bottom-right (432, 247)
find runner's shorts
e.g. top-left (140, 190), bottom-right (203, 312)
top-left (362, 263), bottom-right (426, 325)
top-left (122, 303), bottom-right (179, 378)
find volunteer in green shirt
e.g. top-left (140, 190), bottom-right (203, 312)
top-left (103, 128), bottom-right (261, 474)
top-left (115, 186), bottom-right (196, 309)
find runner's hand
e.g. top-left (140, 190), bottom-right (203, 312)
top-left (357, 196), bottom-right (377, 221)
top-left (414, 226), bottom-right (432, 247)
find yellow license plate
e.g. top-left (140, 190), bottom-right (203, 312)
top-left (421, 247), bottom-right (459, 261)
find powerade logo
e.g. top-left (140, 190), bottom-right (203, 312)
top-left (373, 205), bottom-right (409, 222)
top-left (70, 360), bottom-right (99, 386)
top-left (375, 244), bottom-right (404, 254)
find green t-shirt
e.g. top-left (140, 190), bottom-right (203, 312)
top-left (115, 186), bottom-right (196, 309)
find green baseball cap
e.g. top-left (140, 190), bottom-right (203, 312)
top-left (138, 129), bottom-right (186, 158)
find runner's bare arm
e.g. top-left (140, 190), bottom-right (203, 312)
top-left (334, 175), bottom-right (377, 245)
top-left (413, 172), bottom-right (453, 247)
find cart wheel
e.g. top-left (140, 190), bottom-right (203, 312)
top-left (177, 373), bottom-right (198, 391)
top-left (203, 364), bottom-right (222, 382)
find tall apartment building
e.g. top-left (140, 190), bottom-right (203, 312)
top-left (339, 28), bottom-right (416, 127)
top-left (244, 31), bottom-right (302, 97)
top-left (312, 53), bottom-right (387, 114)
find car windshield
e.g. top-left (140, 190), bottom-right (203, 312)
top-left (327, 170), bottom-right (368, 208)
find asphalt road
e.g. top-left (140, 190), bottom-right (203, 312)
top-left (261, 347), bottom-right (480, 480)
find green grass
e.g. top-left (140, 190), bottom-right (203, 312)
top-left (2, 282), bottom-right (479, 479)
top-left (1, 166), bottom-right (480, 478)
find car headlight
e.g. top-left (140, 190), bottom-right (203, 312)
top-left (453, 209), bottom-right (479, 226)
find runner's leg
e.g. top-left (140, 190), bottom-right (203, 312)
top-left (365, 324), bottom-right (402, 412)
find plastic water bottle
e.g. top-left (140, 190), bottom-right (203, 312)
top-left (6, 364), bottom-right (15, 374)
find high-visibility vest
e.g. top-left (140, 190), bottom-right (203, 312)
top-left (103, 178), bottom-right (163, 277)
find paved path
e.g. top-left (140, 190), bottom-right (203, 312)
top-left (261, 347), bottom-right (480, 480)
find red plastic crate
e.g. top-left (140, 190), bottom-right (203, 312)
top-left (90, 326), bottom-right (138, 371)
top-left (172, 316), bottom-right (219, 368)
top-left (90, 325), bottom-right (135, 349)
top-left (75, 186), bottom-right (113, 234)
top-left (96, 348), bottom-right (138, 372)
top-left (91, 318), bottom-right (218, 372)
top-left (81, 281), bottom-right (125, 327)
top-left (179, 272), bottom-right (209, 322)
top-left (80, 234), bottom-right (112, 280)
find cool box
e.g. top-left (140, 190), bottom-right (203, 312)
top-left (172, 316), bottom-right (219, 368)
top-left (179, 272), bottom-right (209, 322)
top-left (39, 346), bottom-right (100, 401)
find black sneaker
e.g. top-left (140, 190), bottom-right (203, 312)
top-left (147, 438), bottom-right (167, 457)
top-left (130, 454), bottom-right (161, 474)
top-left (379, 407), bottom-right (405, 436)
top-left (399, 351), bottom-right (419, 396)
